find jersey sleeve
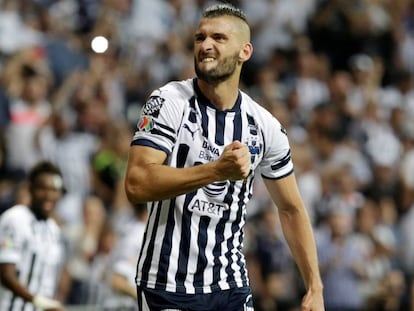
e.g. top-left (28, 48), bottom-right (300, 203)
top-left (131, 85), bottom-right (185, 155)
top-left (0, 210), bottom-right (25, 264)
top-left (259, 116), bottom-right (294, 179)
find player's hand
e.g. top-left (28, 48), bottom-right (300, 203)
top-left (33, 295), bottom-right (65, 310)
top-left (215, 141), bottom-right (251, 181)
top-left (301, 287), bottom-right (325, 311)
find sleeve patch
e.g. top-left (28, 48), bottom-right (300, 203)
top-left (142, 96), bottom-right (165, 117)
top-left (138, 115), bottom-right (154, 132)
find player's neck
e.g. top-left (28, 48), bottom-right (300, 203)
top-left (197, 77), bottom-right (240, 111)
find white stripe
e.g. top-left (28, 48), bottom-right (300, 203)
top-left (185, 213), bottom-right (200, 294)
top-left (203, 216), bottom-right (220, 290)
top-left (166, 197), bottom-right (184, 292)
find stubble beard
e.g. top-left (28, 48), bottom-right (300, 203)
top-left (195, 52), bottom-right (239, 84)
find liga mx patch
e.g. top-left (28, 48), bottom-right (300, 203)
top-left (138, 115), bottom-right (154, 132)
top-left (143, 95), bottom-right (165, 117)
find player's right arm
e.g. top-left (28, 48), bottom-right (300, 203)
top-left (0, 263), bottom-right (64, 310)
top-left (124, 140), bottom-right (250, 204)
top-left (0, 263), bottom-right (33, 302)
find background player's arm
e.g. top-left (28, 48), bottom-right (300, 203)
top-left (0, 263), bottom-right (33, 301)
top-left (110, 273), bottom-right (138, 299)
top-left (125, 141), bottom-right (250, 204)
top-left (263, 174), bottom-right (324, 310)
top-left (0, 263), bottom-right (64, 310)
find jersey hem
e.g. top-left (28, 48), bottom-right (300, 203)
top-left (261, 168), bottom-right (294, 180)
top-left (136, 279), bottom-right (247, 294)
top-left (131, 139), bottom-right (170, 155)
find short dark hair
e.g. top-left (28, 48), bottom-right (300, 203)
top-left (202, 3), bottom-right (248, 25)
top-left (28, 161), bottom-right (63, 184)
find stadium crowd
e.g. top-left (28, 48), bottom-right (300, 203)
top-left (0, 0), bottom-right (414, 310)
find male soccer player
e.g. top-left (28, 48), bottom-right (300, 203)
top-left (125, 4), bottom-right (325, 311)
top-left (0, 161), bottom-right (66, 310)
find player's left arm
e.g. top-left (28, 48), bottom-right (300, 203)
top-left (263, 173), bottom-right (325, 311)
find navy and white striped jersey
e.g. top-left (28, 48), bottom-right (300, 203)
top-left (0, 205), bottom-right (65, 311)
top-left (132, 78), bottom-right (293, 294)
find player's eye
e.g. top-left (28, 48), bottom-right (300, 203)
top-left (194, 34), bottom-right (205, 42)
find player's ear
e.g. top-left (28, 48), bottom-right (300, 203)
top-left (239, 42), bottom-right (253, 63)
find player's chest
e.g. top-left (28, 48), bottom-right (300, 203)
top-left (176, 108), bottom-right (264, 169)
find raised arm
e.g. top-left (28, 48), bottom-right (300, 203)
top-left (124, 141), bottom-right (251, 204)
top-left (263, 173), bottom-right (325, 311)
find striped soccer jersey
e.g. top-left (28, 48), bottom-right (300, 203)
top-left (132, 78), bottom-right (293, 294)
top-left (0, 205), bottom-right (65, 311)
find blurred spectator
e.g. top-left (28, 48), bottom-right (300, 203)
top-left (91, 119), bottom-right (132, 209)
top-left (102, 203), bottom-right (147, 310)
top-left (36, 106), bottom-right (99, 200)
top-left (316, 207), bottom-right (366, 311)
top-left (4, 61), bottom-right (52, 176)
top-left (354, 199), bottom-right (403, 311)
top-left (245, 206), bottom-right (301, 311)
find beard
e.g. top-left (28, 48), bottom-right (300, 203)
top-left (195, 52), bottom-right (239, 84)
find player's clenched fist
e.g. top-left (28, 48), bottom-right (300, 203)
top-left (214, 141), bottom-right (251, 181)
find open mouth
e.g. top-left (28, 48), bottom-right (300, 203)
top-left (201, 57), bottom-right (215, 63)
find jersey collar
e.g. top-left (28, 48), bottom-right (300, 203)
top-left (193, 78), bottom-right (242, 113)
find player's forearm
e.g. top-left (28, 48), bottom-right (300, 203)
top-left (278, 206), bottom-right (323, 291)
top-left (0, 264), bottom-right (33, 302)
top-left (125, 161), bottom-right (219, 204)
top-left (111, 274), bottom-right (138, 299)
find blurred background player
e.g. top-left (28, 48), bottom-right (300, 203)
top-left (0, 161), bottom-right (68, 311)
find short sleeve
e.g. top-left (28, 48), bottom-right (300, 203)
top-left (0, 212), bottom-right (24, 263)
top-left (259, 117), bottom-right (294, 179)
top-left (131, 86), bottom-right (186, 155)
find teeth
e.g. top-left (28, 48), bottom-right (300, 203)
top-left (202, 58), bottom-right (215, 63)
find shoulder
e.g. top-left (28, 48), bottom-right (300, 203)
top-left (142, 79), bottom-right (195, 121)
top-left (0, 205), bottom-right (33, 224)
top-left (150, 79), bottom-right (194, 100)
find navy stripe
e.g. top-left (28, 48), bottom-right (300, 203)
top-left (140, 202), bottom-right (163, 283)
top-left (26, 253), bottom-right (36, 288)
top-left (155, 199), bottom-right (176, 290)
top-left (198, 100), bottom-right (209, 138)
top-left (215, 111), bottom-right (225, 146)
top-left (176, 144), bottom-right (190, 168)
top-left (270, 150), bottom-right (291, 170)
top-left (150, 128), bottom-right (176, 144)
top-left (193, 215), bottom-right (210, 292)
top-left (189, 97), bottom-right (197, 123)
top-left (8, 295), bottom-right (16, 311)
top-left (175, 191), bottom-right (197, 292)
top-left (232, 111), bottom-right (242, 141)
top-left (155, 121), bottom-right (176, 134)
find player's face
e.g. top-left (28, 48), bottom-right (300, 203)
top-left (30, 173), bottom-right (63, 220)
top-left (194, 16), bottom-right (244, 84)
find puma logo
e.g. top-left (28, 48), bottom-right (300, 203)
top-left (183, 123), bottom-right (200, 139)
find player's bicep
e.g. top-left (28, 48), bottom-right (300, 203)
top-left (125, 145), bottom-right (167, 203)
top-left (263, 173), bottom-right (303, 212)
top-left (127, 145), bottom-right (167, 167)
